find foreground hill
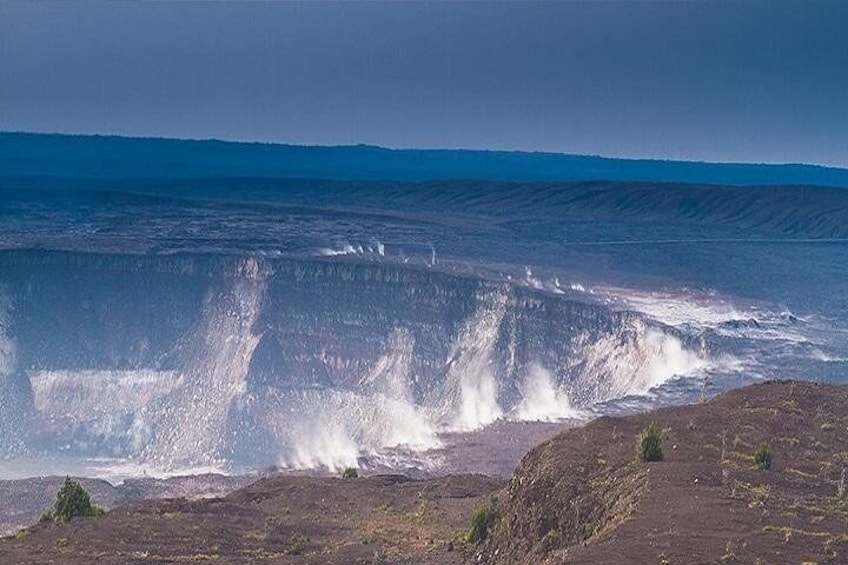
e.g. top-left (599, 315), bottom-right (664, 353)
top-left (1, 380), bottom-right (846, 564)
top-left (480, 380), bottom-right (848, 564)
top-left (0, 473), bottom-right (503, 565)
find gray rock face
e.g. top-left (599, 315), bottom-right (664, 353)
top-left (0, 250), bottom-right (705, 470)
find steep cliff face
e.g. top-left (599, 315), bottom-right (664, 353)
top-left (0, 250), bottom-right (710, 469)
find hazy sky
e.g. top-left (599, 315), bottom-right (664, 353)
top-left (1, 1), bottom-right (846, 166)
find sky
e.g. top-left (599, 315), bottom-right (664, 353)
top-left (1, 1), bottom-right (846, 167)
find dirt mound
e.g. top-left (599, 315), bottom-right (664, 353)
top-left (485, 419), bottom-right (649, 560)
top-left (477, 380), bottom-right (848, 564)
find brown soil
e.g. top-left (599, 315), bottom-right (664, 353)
top-left (479, 380), bottom-right (848, 564)
top-left (2, 380), bottom-right (847, 565)
top-left (0, 473), bottom-right (502, 564)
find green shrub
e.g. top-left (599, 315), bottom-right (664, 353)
top-left (467, 502), bottom-right (498, 543)
top-left (286, 540), bottom-right (303, 555)
top-left (342, 467), bottom-right (359, 479)
top-left (37, 510), bottom-right (54, 524)
top-left (637, 424), bottom-right (664, 462)
top-left (542, 527), bottom-right (561, 550)
top-left (754, 443), bottom-right (772, 470)
top-left (53, 477), bottom-right (100, 522)
top-left (285, 534), bottom-right (306, 555)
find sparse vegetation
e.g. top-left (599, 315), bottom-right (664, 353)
top-left (342, 466), bottom-right (359, 479)
top-left (754, 443), bottom-right (773, 470)
top-left (542, 527), bottom-right (561, 550)
top-left (372, 548), bottom-right (388, 565)
top-left (285, 533), bottom-right (306, 555)
top-left (39, 477), bottom-right (104, 524)
top-left (638, 424), bottom-right (664, 462)
top-left (719, 540), bottom-right (737, 562)
top-left (467, 500), bottom-right (499, 543)
top-left (37, 510), bottom-right (54, 524)
top-left (748, 484), bottom-right (770, 507)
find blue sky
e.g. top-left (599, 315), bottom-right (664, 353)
top-left (1, 1), bottom-right (846, 166)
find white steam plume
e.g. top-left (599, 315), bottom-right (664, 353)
top-left (512, 363), bottom-right (580, 422)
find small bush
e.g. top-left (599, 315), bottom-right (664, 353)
top-left (54, 477), bottom-right (100, 522)
top-left (542, 528), bottom-right (561, 550)
top-left (37, 510), bottom-right (54, 524)
top-left (372, 549), bottom-right (388, 565)
top-left (285, 534), bottom-right (306, 555)
top-left (638, 424), bottom-right (664, 462)
top-left (467, 502), bottom-right (498, 543)
top-left (342, 467), bottom-right (359, 479)
top-left (753, 443), bottom-right (772, 470)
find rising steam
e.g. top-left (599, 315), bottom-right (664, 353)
top-left (570, 318), bottom-right (709, 404)
top-left (142, 258), bottom-right (265, 469)
top-left (512, 363), bottom-right (581, 422)
top-left (439, 291), bottom-right (507, 432)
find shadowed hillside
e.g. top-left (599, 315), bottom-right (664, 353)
top-left (3, 132), bottom-right (848, 186)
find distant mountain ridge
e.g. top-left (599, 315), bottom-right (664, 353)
top-left (2, 131), bottom-right (847, 187)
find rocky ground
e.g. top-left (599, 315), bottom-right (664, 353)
top-left (480, 380), bottom-right (848, 564)
top-left (1, 380), bottom-right (847, 564)
top-left (0, 473), bottom-right (501, 564)
top-left (0, 473), bottom-right (254, 537)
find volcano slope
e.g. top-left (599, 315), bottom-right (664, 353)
top-left (1, 380), bottom-right (847, 564)
top-left (477, 380), bottom-right (848, 564)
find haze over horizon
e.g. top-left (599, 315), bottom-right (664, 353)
top-left (1, 1), bottom-right (847, 167)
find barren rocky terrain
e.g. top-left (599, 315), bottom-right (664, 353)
top-left (481, 380), bottom-right (848, 564)
top-left (2, 380), bottom-right (847, 564)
